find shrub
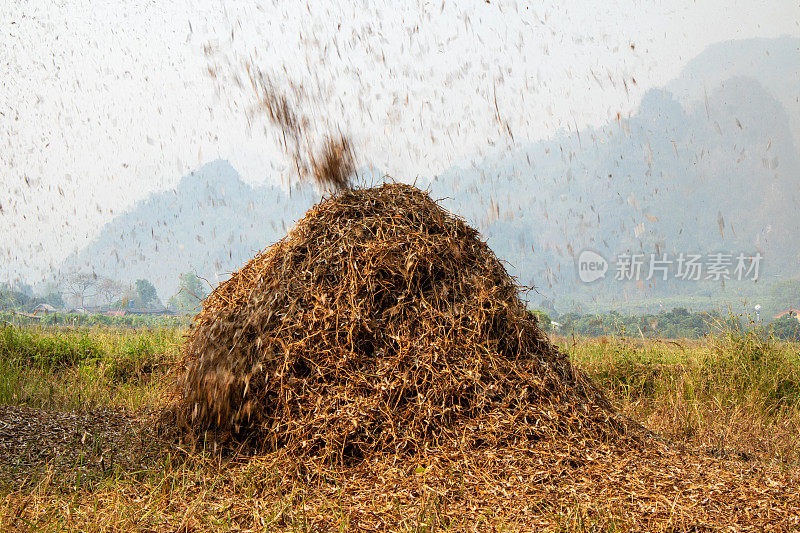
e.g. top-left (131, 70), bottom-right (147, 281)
top-left (0, 325), bottom-right (105, 366)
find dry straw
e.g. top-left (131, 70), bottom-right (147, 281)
top-left (161, 184), bottom-right (636, 463)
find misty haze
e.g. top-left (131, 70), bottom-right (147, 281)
top-left (1, 2), bottom-right (800, 530)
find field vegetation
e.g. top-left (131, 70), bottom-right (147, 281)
top-left (548, 307), bottom-right (800, 341)
top-left (0, 321), bottom-right (797, 531)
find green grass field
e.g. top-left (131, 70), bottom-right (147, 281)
top-left (0, 324), bottom-right (798, 531)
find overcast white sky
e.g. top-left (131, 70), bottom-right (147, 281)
top-left (1, 0), bottom-right (798, 284)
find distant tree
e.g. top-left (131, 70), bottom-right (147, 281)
top-left (96, 277), bottom-right (125, 307)
top-left (111, 287), bottom-right (138, 310)
top-left (0, 283), bottom-right (30, 311)
top-left (558, 312), bottom-right (583, 332)
top-left (10, 281), bottom-right (34, 298)
top-left (36, 282), bottom-right (64, 309)
top-left (168, 272), bottom-right (208, 314)
top-left (62, 271), bottom-right (98, 308)
top-left (529, 310), bottom-right (552, 331)
top-left (771, 315), bottom-right (800, 341)
top-left (767, 280), bottom-right (800, 310)
top-left (43, 291), bottom-right (64, 309)
top-left (134, 279), bottom-right (160, 309)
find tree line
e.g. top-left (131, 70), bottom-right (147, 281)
top-left (0, 271), bottom-right (208, 315)
top-left (532, 307), bottom-right (800, 341)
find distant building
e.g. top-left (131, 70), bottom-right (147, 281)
top-left (117, 298), bottom-right (168, 315)
top-left (32, 303), bottom-right (57, 315)
top-left (774, 309), bottom-right (800, 322)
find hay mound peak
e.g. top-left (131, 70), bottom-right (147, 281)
top-left (167, 183), bottom-right (628, 463)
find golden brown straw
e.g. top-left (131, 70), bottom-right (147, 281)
top-left (160, 184), bottom-right (635, 464)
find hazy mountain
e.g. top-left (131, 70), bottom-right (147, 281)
top-left (434, 92), bottom-right (798, 300)
top-left (64, 38), bottom-right (800, 309)
top-left (63, 160), bottom-right (320, 299)
top-left (428, 38), bottom-right (800, 308)
top-left (666, 36), bottom-right (800, 146)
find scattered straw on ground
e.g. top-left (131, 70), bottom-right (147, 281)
top-left (0, 405), bottom-right (146, 485)
top-left (3, 439), bottom-right (797, 531)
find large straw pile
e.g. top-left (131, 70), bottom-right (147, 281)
top-left (164, 184), bottom-right (633, 463)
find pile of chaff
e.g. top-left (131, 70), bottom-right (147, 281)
top-left (162, 183), bottom-right (636, 463)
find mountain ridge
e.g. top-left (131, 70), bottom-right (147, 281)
top-left (63, 37), bottom-right (800, 310)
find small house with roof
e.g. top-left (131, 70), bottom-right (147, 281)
top-left (774, 309), bottom-right (800, 322)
